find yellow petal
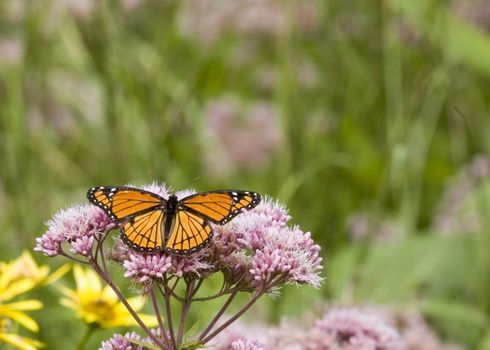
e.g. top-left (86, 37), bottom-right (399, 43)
top-left (73, 265), bottom-right (87, 291)
top-left (138, 314), bottom-right (159, 327)
top-left (101, 286), bottom-right (118, 303)
top-left (45, 264), bottom-right (71, 285)
top-left (125, 296), bottom-right (146, 312)
top-left (57, 285), bottom-right (78, 300)
top-left (84, 269), bottom-right (102, 295)
top-left (0, 333), bottom-right (44, 350)
top-left (1, 300), bottom-right (43, 311)
top-left (0, 310), bottom-right (39, 332)
top-left (74, 266), bottom-right (101, 296)
top-left (0, 279), bottom-right (36, 302)
top-left (59, 298), bottom-right (80, 312)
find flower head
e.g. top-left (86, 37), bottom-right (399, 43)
top-left (177, 0), bottom-right (322, 46)
top-left (202, 98), bottom-right (282, 177)
top-left (99, 331), bottom-right (145, 350)
top-left (35, 204), bottom-right (114, 257)
top-left (315, 308), bottom-right (404, 350)
top-left (2, 251), bottom-right (69, 286)
top-left (59, 265), bottom-right (157, 328)
top-left (230, 337), bottom-right (266, 350)
top-left (217, 307), bottom-right (404, 350)
top-left (0, 255), bottom-right (45, 350)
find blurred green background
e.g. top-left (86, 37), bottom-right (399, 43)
top-left (1, 0), bottom-right (490, 348)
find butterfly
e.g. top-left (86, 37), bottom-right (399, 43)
top-left (86, 186), bottom-right (261, 255)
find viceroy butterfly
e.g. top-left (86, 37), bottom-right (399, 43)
top-left (87, 186), bottom-right (261, 255)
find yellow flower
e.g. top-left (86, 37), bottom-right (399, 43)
top-left (4, 251), bottom-right (70, 286)
top-left (0, 256), bottom-right (45, 350)
top-left (59, 265), bottom-right (157, 328)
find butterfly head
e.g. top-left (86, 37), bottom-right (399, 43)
top-left (166, 195), bottom-right (179, 212)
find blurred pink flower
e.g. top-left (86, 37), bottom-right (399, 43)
top-left (26, 71), bottom-right (104, 136)
top-left (315, 308), bottom-right (404, 350)
top-left (230, 337), bottom-right (266, 350)
top-left (0, 37), bottom-right (24, 66)
top-left (346, 212), bottom-right (401, 243)
top-left (453, 0), bottom-right (490, 32)
top-left (433, 154), bottom-right (490, 235)
top-left (177, 0), bottom-right (322, 46)
top-left (366, 306), bottom-right (465, 350)
top-left (203, 98), bottom-right (282, 177)
top-left (122, 0), bottom-right (149, 12)
top-left (217, 307), bottom-right (404, 349)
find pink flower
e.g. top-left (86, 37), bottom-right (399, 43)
top-left (70, 235), bottom-right (94, 256)
top-left (123, 253), bottom-right (173, 283)
top-left (217, 307), bottom-right (405, 350)
top-left (202, 98), bottom-right (282, 177)
top-left (230, 337), bottom-right (266, 350)
top-left (99, 332), bottom-right (145, 350)
top-left (315, 308), bottom-right (404, 350)
top-left (35, 204), bottom-right (114, 257)
top-left (177, 0), bottom-right (322, 46)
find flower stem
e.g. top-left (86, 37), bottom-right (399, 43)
top-left (199, 290), bottom-right (238, 341)
top-left (150, 286), bottom-right (171, 348)
top-left (76, 323), bottom-right (96, 350)
top-left (201, 289), bottom-right (264, 344)
top-left (96, 233), bottom-right (109, 274)
top-left (192, 286), bottom-right (240, 302)
top-left (59, 249), bottom-right (90, 265)
top-left (176, 280), bottom-right (194, 345)
top-left (90, 259), bottom-right (170, 350)
top-left (159, 281), bottom-right (177, 349)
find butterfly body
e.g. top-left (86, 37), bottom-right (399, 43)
top-left (87, 186), bottom-right (261, 255)
top-left (163, 195), bottom-right (178, 240)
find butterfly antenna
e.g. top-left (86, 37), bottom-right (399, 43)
top-left (147, 171), bottom-right (157, 182)
top-left (176, 177), bottom-right (201, 192)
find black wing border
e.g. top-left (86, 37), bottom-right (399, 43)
top-left (86, 185), bottom-right (167, 222)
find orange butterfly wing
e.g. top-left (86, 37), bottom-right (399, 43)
top-left (121, 210), bottom-right (166, 253)
top-left (180, 190), bottom-right (261, 224)
top-left (87, 186), bottom-right (165, 221)
top-left (163, 190), bottom-right (261, 255)
top-left (164, 210), bottom-right (213, 255)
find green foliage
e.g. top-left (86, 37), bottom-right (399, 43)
top-left (0, 0), bottom-right (489, 348)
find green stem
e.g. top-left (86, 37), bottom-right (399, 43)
top-left (76, 323), bottom-right (97, 350)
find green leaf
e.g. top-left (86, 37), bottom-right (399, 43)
top-left (477, 329), bottom-right (490, 350)
top-left (395, 0), bottom-right (490, 76)
top-left (178, 340), bottom-right (207, 350)
top-left (353, 234), bottom-right (479, 301)
top-left (420, 299), bottom-right (489, 346)
top-left (126, 337), bottom-right (162, 350)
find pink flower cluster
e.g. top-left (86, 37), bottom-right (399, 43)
top-left (229, 338), bottom-right (266, 350)
top-left (216, 308), bottom-right (404, 350)
top-left (177, 0), bottom-right (322, 46)
top-left (315, 309), bottom-right (404, 350)
top-left (35, 204), bottom-right (114, 257)
top-left (99, 331), bottom-right (147, 350)
top-left (100, 332), bottom-right (265, 350)
top-left (202, 99), bottom-right (282, 177)
top-left (37, 183), bottom-right (324, 348)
